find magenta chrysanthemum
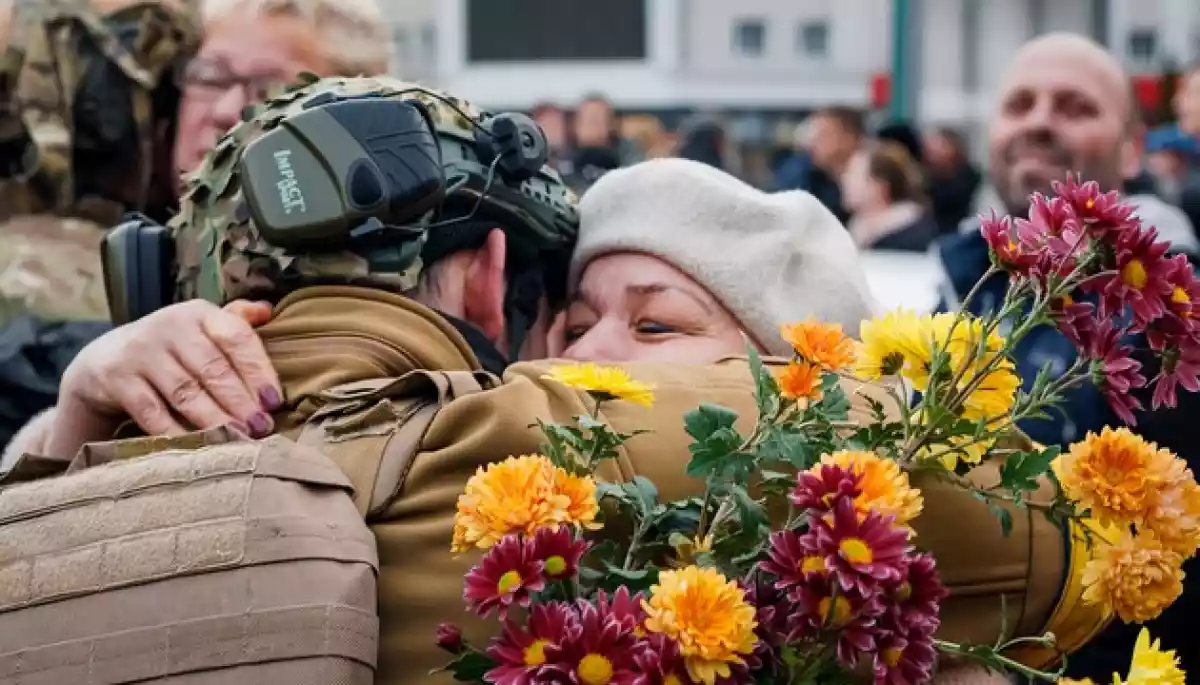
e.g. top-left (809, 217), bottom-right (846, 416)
top-left (543, 599), bottom-right (643, 685)
top-left (790, 463), bottom-right (862, 513)
top-left (873, 632), bottom-right (938, 685)
top-left (485, 601), bottom-right (576, 685)
top-left (464, 533), bottom-right (546, 619)
top-left (788, 574), bottom-right (884, 668)
top-left (1084, 320), bottom-right (1147, 425)
top-left (531, 526), bottom-right (590, 582)
top-left (594, 586), bottom-right (646, 634)
top-left (759, 529), bottom-right (828, 596)
top-left (1089, 225), bottom-right (1174, 329)
top-left (810, 497), bottom-right (910, 596)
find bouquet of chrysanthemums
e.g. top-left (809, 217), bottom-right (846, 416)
top-left (435, 176), bottom-right (1198, 685)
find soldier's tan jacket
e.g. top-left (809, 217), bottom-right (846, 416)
top-left (182, 285), bottom-right (1102, 683)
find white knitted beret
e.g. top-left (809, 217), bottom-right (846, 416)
top-left (569, 158), bottom-right (880, 357)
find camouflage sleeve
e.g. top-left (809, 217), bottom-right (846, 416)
top-left (0, 214), bottom-right (110, 326)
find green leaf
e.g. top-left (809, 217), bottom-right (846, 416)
top-left (816, 382), bottom-right (850, 420)
top-left (999, 445), bottom-right (1062, 494)
top-left (628, 476), bottom-right (659, 517)
top-left (726, 483), bottom-right (769, 536)
top-left (596, 563), bottom-right (660, 594)
top-left (747, 344), bottom-right (781, 417)
top-left (758, 428), bottom-right (816, 469)
top-left (440, 652), bottom-right (495, 682)
top-left (759, 470), bottom-right (798, 497)
top-left (684, 404), bottom-right (744, 479)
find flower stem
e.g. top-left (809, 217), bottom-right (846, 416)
top-left (934, 639), bottom-right (1065, 682)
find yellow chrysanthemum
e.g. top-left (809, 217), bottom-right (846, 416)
top-left (1118, 628), bottom-right (1186, 685)
top-left (543, 363), bottom-right (656, 406)
top-left (778, 361), bottom-right (824, 402)
top-left (780, 320), bottom-right (856, 371)
top-left (916, 433), bottom-right (994, 472)
top-left (642, 566), bottom-right (758, 685)
top-left (1054, 427), bottom-right (1182, 530)
top-left (854, 309), bottom-right (927, 381)
top-left (816, 451), bottom-right (924, 528)
top-left (854, 311), bottom-right (1017, 421)
top-left (451, 454), bottom-right (600, 552)
top-left (1082, 531), bottom-right (1185, 623)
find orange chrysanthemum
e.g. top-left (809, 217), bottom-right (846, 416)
top-left (451, 454), bottom-right (600, 553)
top-left (642, 566), bottom-right (758, 685)
top-left (816, 451), bottom-right (924, 529)
top-left (1082, 531), bottom-right (1185, 623)
top-left (778, 361), bottom-right (823, 401)
top-left (1053, 427), bottom-right (1181, 529)
top-left (780, 320), bottom-right (856, 372)
top-left (1144, 479), bottom-right (1200, 558)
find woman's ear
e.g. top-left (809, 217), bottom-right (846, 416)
top-left (463, 228), bottom-right (508, 347)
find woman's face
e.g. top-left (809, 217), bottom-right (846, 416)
top-left (560, 253), bottom-right (750, 364)
top-left (840, 149), bottom-right (878, 212)
top-left (174, 14), bottom-right (332, 181)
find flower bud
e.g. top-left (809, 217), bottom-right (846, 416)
top-left (436, 623), bottom-right (465, 654)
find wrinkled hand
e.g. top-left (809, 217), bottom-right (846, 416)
top-left (58, 299), bottom-right (281, 439)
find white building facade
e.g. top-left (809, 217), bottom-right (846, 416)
top-left (378, 0), bottom-right (1200, 122)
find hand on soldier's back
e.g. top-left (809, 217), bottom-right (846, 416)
top-left (52, 299), bottom-right (280, 450)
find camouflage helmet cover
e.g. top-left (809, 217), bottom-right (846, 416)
top-left (172, 75), bottom-right (581, 306)
top-left (0, 0), bottom-right (201, 224)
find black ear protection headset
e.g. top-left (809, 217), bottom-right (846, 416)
top-left (103, 90), bottom-right (568, 359)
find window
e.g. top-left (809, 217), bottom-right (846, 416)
top-left (466, 0), bottom-right (646, 62)
top-left (732, 18), bottom-right (766, 57)
top-left (796, 20), bottom-right (829, 58)
top-left (1128, 28), bottom-right (1158, 63)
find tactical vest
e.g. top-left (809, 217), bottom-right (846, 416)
top-left (0, 368), bottom-right (493, 684)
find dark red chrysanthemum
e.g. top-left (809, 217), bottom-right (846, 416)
top-left (1088, 225), bottom-right (1174, 330)
top-left (436, 622), bottom-right (465, 655)
top-left (1162, 254), bottom-right (1200, 322)
top-left (759, 529), bottom-right (828, 596)
top-left (531, 526), bottom-right (590, 582)
top-left (884, 553), bottom-right (947, 637)
top-left (1051, 296), bottom-right (1100, 351)
top-left (1152, 343), bottom-right (1200, 410)
top-left (981, 212), bottom-right (1041, 274)
top-left (1085, 320), bottom-right (1147, 425)
top-left (738, 578), bottom-right (796, 681)
top-left (810, 497), bottom-right (910, 596)
top-left (593, 586), bottom-right (646, 634)
top-left (873, 632), bottom-right (938, 685)
top-left (464, 533), bottom-right (546, 619)
top-left (790, 463), bottom-right (862, 514)
top-left (542, 598), bottom-right (644, 685)
top-left (1051, 175), bottom-right (1138, 240)
top-left (632, 634), bottom-right (693, 685)
top-left (788, 573), bottom-right (884, 668)
top-left (486, 601), bottom-right (576, 685)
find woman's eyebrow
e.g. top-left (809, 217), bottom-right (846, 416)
top-left (626, 283), bottom-right (715, 315)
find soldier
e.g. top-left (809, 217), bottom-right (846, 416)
top-left (19, 77), bottom-right (1106, 682)
top-left (0, 0), bottom-right (201, 448)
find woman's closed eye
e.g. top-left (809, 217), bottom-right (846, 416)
top-left (634, 320), bottom-right (678, 336)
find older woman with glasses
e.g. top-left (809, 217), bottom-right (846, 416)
top-left (173, 0), bottom-right (391, 181)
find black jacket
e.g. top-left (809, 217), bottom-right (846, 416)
top-left (0, 316), bottom-right (110, 451)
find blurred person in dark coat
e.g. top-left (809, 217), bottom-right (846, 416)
top-left (532, 102), bottom-right (572, 175)
top-left (932, 33), bottom-right (1200, 678)
top-left (841, 141), bottom-right (937, 252)
top-left (776, 106), bottom-right (863, 223)
top-left (674, 116), bottom-right (730, 172)
top-left (923, 126), bottom-right (982, 234)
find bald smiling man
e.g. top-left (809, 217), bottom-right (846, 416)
top-left (937, 33), bottom-right (1200, 679)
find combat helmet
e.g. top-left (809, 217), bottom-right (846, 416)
top-left (0, 0), bottom-right (201, 225)
top-left (122, 75), bottom-right (579, 355)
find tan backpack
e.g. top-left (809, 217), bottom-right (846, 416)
top-left (0, 426), bottom-right (379, 684)
top-left (0, 368), bottom-right (495, 685)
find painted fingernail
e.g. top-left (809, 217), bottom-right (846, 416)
top-left (247, 412), bottom-right (274, 437)
top-left (259, 387), bottom-right (283, 411)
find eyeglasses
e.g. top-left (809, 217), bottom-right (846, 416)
top-left (181, 57), bottom-right (282, 104)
